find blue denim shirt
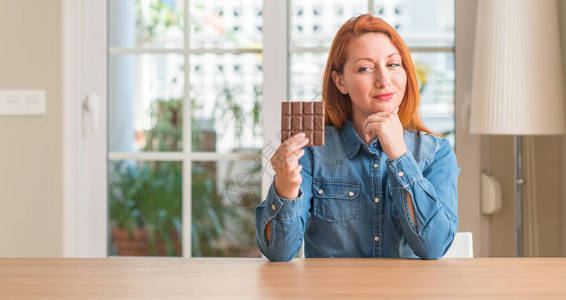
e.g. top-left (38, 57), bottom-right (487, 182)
top-left (256, 119), bottom-right (460, 261)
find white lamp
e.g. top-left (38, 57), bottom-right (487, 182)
top-left (470, 0), bottom-right (565, 257)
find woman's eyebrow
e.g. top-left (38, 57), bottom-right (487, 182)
top-left (353, 53), bottom-right (400, 63)
top-left (353, 57), bottom-right (374, 63)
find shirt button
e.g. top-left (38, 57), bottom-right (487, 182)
top-left (374, 197), bottom-right (380, 203)
top-left (374, 236), bottom-right (380, 242)
top-left (348, 191), bottom-right (355, 197)
top-left (318, 189), bottom-right (324, 195)
top-left (398, 171), bottom-right (405, 177)
top-left (373, 163), bottom-right (378, 169)
top-left (271, 204), bottom-right (276, 210)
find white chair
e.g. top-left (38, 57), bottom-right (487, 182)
top-left (443, 232), bottom-right (474, 258)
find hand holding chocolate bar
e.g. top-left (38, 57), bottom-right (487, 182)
top-left (268, 101), bottom-right (324, 199)
top-left (270, 132), bottom-right (309, 199)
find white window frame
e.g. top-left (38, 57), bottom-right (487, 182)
top-left (63, 0), bottom-right (108, 257)
top-left (63, 0), bottom-right (487, 258)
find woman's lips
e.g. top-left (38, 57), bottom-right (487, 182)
top-left (373, 92), bottom-right (395, 101)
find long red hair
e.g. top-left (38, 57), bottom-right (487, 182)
top-left (322, 14), bottom-right (435, 135)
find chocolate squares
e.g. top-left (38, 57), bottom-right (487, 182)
top-left (281, 101), bottom-right (325, 146)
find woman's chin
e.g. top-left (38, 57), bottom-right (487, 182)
top-left (369, 104), bottom-right (397, 114)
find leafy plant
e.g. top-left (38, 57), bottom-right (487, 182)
top-left (110, 160), bottom-right (182, 256)
top-left (211, 83), bottom-right (262, 150)
top-left (110, 92), bottom-right (261, 257)
top-left (190, 163), bottom-right (237, 256)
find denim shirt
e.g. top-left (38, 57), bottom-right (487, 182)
top-left (256, 119), bottom-right (460, 261)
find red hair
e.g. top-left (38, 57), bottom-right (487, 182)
top-left (322, 14), bottom-right (436, 135)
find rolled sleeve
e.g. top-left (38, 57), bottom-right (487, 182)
top-left (265, 182), bottom-right (306, 221)
top-left (386, 140), bottom-right (460, 260)
top-left (256, 147), bottom-right (314, 261)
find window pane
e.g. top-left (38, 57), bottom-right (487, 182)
top-left (191, 160), bottom-right (261, 257)
top-left (108, 54), bottom-right (184, 152)
top-left (413, 52), bottom-right (455, 144)
top-left (109, 0), bottom-right (184, 49)
top-left (190, 53), bottom-right (262, 153)
top-left (289, 52), bottom-right (327, 101)
top-left (190, 0), bottom-right (262, 49)
top-left (290, 0), bottom-right (367, 48)
top-left (109, 160), bottom-right (182, 257)
top-left (372, 0), bottom-right (454, 47)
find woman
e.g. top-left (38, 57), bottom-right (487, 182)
top-left (256, 14), bottom-right (459, 261)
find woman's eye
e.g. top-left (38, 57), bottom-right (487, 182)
top-left (388, 63), bottom-right (401, 68)
top-left (358, 66), bottom-right (372, 72)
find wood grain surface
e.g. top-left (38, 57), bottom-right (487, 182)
top-left (1, 257), bottom-right (565, 299)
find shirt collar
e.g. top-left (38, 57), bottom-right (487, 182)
top-left (339, 119), bottom-right (364, 159)
top-left (340, 119), bottom-right (386, 159)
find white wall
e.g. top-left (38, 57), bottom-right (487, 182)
top-left (0, 0), bottom-right (63, 257)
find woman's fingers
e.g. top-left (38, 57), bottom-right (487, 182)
top-left (363, 112), bottom-right (398, 143)
top-left (283, 149), bottom-right (304, 173)
top-left (287, 165), bottom-right (303, 183)
top-left (288, 148), bottom-right (305, 161)
top-left (283, 134), bottom-right (310, 153)
top-left (270, 132), bottom-right (309, 176)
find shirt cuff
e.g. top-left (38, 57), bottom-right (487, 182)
top-left (387, 151), bottom-right (424, 188)
top-left (266, 183), bottom-right (305, 220)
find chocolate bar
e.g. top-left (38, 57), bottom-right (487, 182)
top-left (281, 101), bottom-right (325, 146)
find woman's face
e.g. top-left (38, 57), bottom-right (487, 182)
top-left (332, 32), bottom-right (407, 117)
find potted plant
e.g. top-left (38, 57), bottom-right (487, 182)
top-left (109, 97), bottom-right (183, 256)
top-left (109, 96), bottom-right (258, 257)
top-left (110, 160), bottom-right (182, 256)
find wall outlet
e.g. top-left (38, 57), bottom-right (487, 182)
top-left (0, 89), bottom-right (46, 115)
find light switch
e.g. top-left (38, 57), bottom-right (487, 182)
top-left (0, 90), bottom-right (46, 115)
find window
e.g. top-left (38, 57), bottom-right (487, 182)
top-left (106, 0), bottom-right (455, 258)
top-left (108, 0), bottom-right (263, 257)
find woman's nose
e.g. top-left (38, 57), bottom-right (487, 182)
top-left (375, 73), bottom-right (390, 88)
top-left (375, 67), bottom-right (391, 88)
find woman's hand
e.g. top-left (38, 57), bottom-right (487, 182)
top-left (363, 108), bottom-right (408, 160)
top-left (271, 132), bottom-right (309, 199)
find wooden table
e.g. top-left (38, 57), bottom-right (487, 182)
top-left (1, 257), bottom-right (566, 299)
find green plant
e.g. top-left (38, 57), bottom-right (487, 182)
top-left (110, 160), bottom-right (182, 256)
top-left (191, 81), bottom-right (262, 256)
top-left (109, 97), bottom-right (184, 256)
top-left (190, 163), bottom-right (237, 256)
top-left (144, 98), bottom-right (183, 151)
top-left (110, 92), bottom-right (261, 257)
top-left (212, 83), bottom-right (262, 150)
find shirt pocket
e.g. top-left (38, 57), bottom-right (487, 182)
top-left (312, 178), bottom-right (360, 222)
